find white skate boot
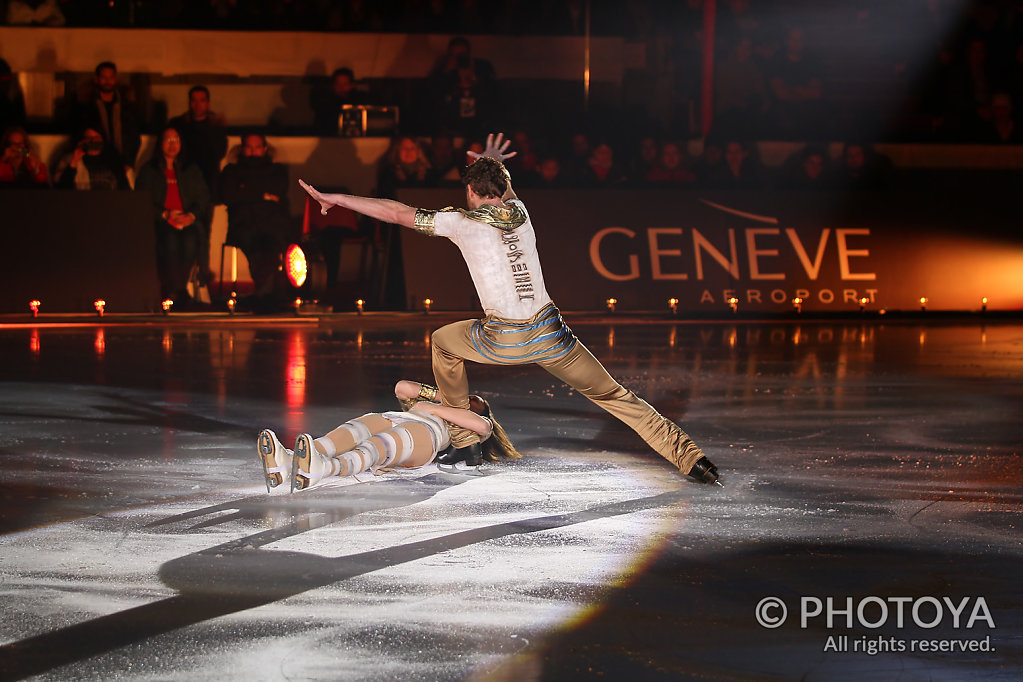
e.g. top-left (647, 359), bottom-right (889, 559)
top-left (258, 429), bottom-right (293, 493)
top-left (292, 433), bottom-right (336, 492)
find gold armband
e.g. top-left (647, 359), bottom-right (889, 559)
top-left (417, 383), bottom-right (438, 402)
top-left (413, 208), bottom-right (437, 235)
top-left (397, 382), bottom-right (439, 411)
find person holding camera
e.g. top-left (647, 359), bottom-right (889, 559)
top-left (53, 127), bottom-right (130, 190)
top-left (428, 37), bottom-right (497, 139)
top-left (0, 126), bottom-right (48, 188)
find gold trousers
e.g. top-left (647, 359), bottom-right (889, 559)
top-left (431, 303), bottom-right (706, 474)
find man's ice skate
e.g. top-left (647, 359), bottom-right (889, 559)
top-left (292, 432), bottom-right (335, 491)
top-left (687, 455), bottom-right (721, 485)
top-left (257, 429), bottom-right (293, 493)
top-left (437, 442), bottom-right (485, 474)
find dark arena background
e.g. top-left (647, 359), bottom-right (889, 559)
top-left (1, 2), bottom-right (1022, 681)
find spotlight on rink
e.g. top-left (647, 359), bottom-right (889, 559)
top-left (284, 242), bottom-right (327, 299)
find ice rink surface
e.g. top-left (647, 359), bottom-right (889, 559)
top-left (0, 314), bottom-right (1021, 681)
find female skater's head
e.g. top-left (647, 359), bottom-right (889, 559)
top-left (463, 156), bottom-right (508, 204)
top-left (467, 394), bottom-right (522, 461)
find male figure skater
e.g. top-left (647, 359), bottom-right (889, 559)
top-left (299, 134), bottom-right (719, 484)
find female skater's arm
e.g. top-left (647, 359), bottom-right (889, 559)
top-left (299, 179), bottom-right (417, 228)
top-left (410, 402), bottom-right (492, 438)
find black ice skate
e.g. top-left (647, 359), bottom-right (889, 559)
top-left (687, 455), bottom-right (721, 485)
top-left (437, 442), bottom-right (483, 473)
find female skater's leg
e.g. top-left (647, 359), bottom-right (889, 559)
top-left (293, 422), bottom-right (435, 490)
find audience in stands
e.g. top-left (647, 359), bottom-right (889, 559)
top-left (425, 131), bottom-right (462, 186)
top-left (645, 141), bottom-right (697, 186)
top-left (219, 133), bottom-right (293, 308)
top-left (135, 125), bottom-right (211, 306)
top-left (972, 92), bottom-right (1022, 144)
top-left (77, 62), bottom-right (142, 177)
top-left (562, 131), bottom-right (592, 184)
top-left (311, 67), bottom-right (370, 135)
top-left (766, 27), bottom-right (826, 140)
top-left (581, 140), bottom-right (628, 187)
top-left (626, 135), bottom-right (661, 186)
top-left (428, 37), bottom-right (497, 139)
top-left (0, 58), bottom-right (26, 132)
top-left (831, 142), bottom-right (894, 189)
top-left (702, 139), bottom-right (766, 189)
top-left (533, 156), bottom-right (568, 188)
top-left (6, 0), bottom-right (65, 26)
top-left (714, 36), bottom-right (770, 139)
top-left (169, 84), bottom-right (228, 282)
top-left (376, 135), bottom-right (431, 198)
top-left (778, 145), bottom-right (830, 190)
top-left (505, 129), bottom-right (539, 180)
top-left (52, 126), bottom-right (130, 190)
top-left (0, 125), bottom-right (48, 187)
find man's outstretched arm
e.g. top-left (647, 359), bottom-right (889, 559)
top-left (299, 179), bottom-right (417, 228)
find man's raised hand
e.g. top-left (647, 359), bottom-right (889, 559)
top-left (468, 132), bottom-right (517, 163)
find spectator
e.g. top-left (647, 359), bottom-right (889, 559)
top-left (136, 125), bottom-right (211, 306)
top-left (562, 130), bottom-right (592, 183)
top-left (830, 142), bottom-right (894, 189)
top-left (168, 85), bottom-right (227, 194)
top-left (534, 156), bottom-right (568, 188)
top-left (766, 27), bottom-right (826, 139)
top-left (52, 126), bottom-right (130, 190)
top-left (428, 36), bottom-right (497, 138)
top-left (311, 67), bottom-right (369, 135)
top-left (0, 126), bottom-right (48, 188)
top-left (581, 140), bottom-right (628, 186)
top-left (426, 131), bottom-right (462, 186)
top-left (377, 135), bottom-right (431, 198)
top-left (79, 61), bottom-right (142, 177)
top-left (645, 141), bottom-right (697, 185)
top-left (505, 129), bottom-right (539, 179)
top-left (6, 0), bottom-right (65, 25)
top-left (935, 38), bottom-right (998, 141)
top-left (714, 36), bottom-right (769, 138)
top-left (703, 139), bottom-right (765, 189)
top-left (691, 135), bottom-right (724, 182)
top-left (626, 135), bottom-right (660, 185)
top-left (169, 84), bottom-right (228, 282)
top-left (0, 59), bottom-right (27, 132)
top-left (779, 145), bottom-right (830, 190)
top-left (972, 92), bottom-right (1022, 144)
top-left (219, 133), bottom-right (293, 307)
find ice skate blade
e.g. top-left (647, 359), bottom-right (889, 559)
top-left (437, 462), bottom-right (488, 477)
top-left (258, 429), bottom-right (290, 494)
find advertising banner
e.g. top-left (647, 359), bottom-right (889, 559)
top-left (399, 189), bottom-right (1023, 313)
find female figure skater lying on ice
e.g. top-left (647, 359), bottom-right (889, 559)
top-left (257, 380), bottom-right (521, 492)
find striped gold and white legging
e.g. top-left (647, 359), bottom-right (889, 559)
top-left (312, 410), bottom-right (448, 475)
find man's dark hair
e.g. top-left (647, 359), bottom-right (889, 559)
top-left (463, 157), bottom-right (508, 199)
top-left (95, 61), bottom-right (117, 76)
top-left (188, 85), bottom-right (210, 99)
top-left (331, 67), bottom-right (354, 80)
